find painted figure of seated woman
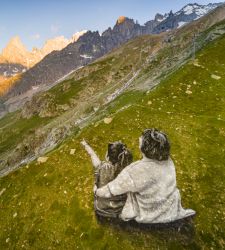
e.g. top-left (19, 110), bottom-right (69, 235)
top-left (95, 129), bottom-right (196, 224)
top-left (81, 139), bottom-right (133, 219)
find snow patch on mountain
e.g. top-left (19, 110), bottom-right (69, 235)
top-left (178, 21), bottom-right (188, 28)
top-left (80, 54), bottom-right (93, 59)
top-left (176, 2), bottom-right (222, 19)
top-left (182, 4), bottom-right (200, 15)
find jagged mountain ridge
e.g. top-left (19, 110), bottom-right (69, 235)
top-left (153, 2), bottom-right (223, 31)
top-left (3, 2), bottom-right (223, 100)
top-left (0, 31), bottom-right (87, 77)
top-left (0, 31), bottom-right (87, 100)
top-left (1, 3), bottom-right (225, 172)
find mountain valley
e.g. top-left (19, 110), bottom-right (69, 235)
top-left (0, 2), bottom-right (225, 249)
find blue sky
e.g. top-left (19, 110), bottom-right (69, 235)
top-left (0, 0), bottom-right (222, 51)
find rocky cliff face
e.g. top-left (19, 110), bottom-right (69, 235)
top-left (36, 36), bottom-right (70, 60)
top-left (0, 31), bottom-right (87, 78)
top-left (1, 31), bottom-right (88, 68)
top-left (5, 31), bottom-right (105, 97)
top-left (70, 30), bottom-right (88, 43)
top-left (153, 3), bottom-right (223, 32)
top-left (0, 31), bottom-right (87, 100)
top-left (0, 63), bottom-right (26, 78)
top-left (1, 36), bottom-right (29, 66)
top-left (2, 2), bottom-right (223, 101)
top-left (3, 16), bottom-right (163, 98)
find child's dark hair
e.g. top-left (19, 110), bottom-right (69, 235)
top-left (107, 142), bottom-right (133, 172)
top-left (140, 129), bottom-right (170, 161)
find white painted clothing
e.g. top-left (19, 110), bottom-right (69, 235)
top-left (97, 157), bottom-right (196, 224)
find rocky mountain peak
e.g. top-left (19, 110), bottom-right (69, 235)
top-left (177, 2), bottom-right (223, 18)
top-left (169, 10), bottom-right (174, 17)
top-left (114, 17), bottom-right (136, 32)
top-left (0, 30), bottom-right (88, 69)
top-left (153, 2), bottom-right (223, 33)
top-left (78, 30), bottom-right (101, 42)
top-left (2, 36), bottom-right (27, 55)
top-left (4, 36), bottom-right (27, 51)
top-left (70, 30), bottom-right (88, 43)
top-left (116, 16), bottom-right (127, 25)
top-left (1, 36), bottom-right (29, 65)
top-left (2, 2), bottom-right (224, 101)
top-left (154, 13), bottom-right (164, 22)
top-left (41, 36), bottom-right (70, 55)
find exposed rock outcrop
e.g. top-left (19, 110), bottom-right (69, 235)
top-left (0, 2), bottom-right (223, 120)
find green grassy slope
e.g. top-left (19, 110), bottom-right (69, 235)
top-left (0, 112), bottom-right (53, 155)
top-left (1, 11), bottom-right (225, 174)
top-left (0, 34), bottom-right (164, 172)
top-left (0, 31), bottom-right (225, 250)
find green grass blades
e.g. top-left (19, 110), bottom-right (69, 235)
top-left (1, 32), bottom-right (225, 250)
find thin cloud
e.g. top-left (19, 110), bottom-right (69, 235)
top-left (31, 33), bottom-right (41, 40)
top-left (50, 24), bottom-right (61, 34)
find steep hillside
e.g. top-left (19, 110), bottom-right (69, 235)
top-left (1, 10), bottom-right (225, 175)
top-left (0, 34), bottom-right (163, 174)
top-left (0, 18), bottom-right (225, 250)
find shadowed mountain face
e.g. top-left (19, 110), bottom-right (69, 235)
top-left (0, 63), bottom-right (26, 97)
top-left (153, 2), bottom-right (223, 32)
top-left (0, 32), bottom-right (88, 103)
top-left (5, 31), bottom-right (105, 97)
top-left (3, 2), bottom-right (223, 100)
top-left (5, 21), bottom-right (147, 98)
top-left (0, 32), bottom-right (88, 69)
top-left (0, 63), bottom-right (26, 78)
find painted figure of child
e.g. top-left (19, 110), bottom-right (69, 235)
top-left (81, 140), bottom-right (133, 219)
